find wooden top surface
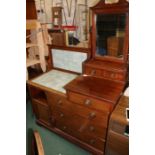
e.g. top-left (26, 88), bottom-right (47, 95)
top-left (65, 75), bottom-right (125, 103)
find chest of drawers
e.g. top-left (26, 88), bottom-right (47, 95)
top-left (64, 75), bottom-right (125, 154)
top-left (28, 70), bottom-right (125, 155)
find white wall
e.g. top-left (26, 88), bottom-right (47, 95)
top-left (87, 0), bottom-right (100, 7)
top-left (34, 0), bottom-right (100, 24)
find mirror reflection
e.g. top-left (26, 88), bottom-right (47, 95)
top-left (96, 13), bottom-right (126, 58)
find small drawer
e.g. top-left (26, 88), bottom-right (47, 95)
top-left (85, 67), bottom-right (102, 76)
top-left (85, 123), bottom-right (107, 139)
top-left (56, 119), bottom-right (74, 135)
top-left (54, 110), bottom-right (72, 130)
top-left (54, 109), bottom-right (70, 123)
top-left (79, 133), bottom-right (106, 151)
top-left (59, 111), bottom-right (108, 139)
top-left (88, 138), bottom-right (105, 151)
top-left (102, 70), bottom-right (125, 81)
top-left (68, 91), bottom-right (112, 113)
top-left (54, 99), bottom-right (73, 113)
top-left (65, 114), bottom-right (107, 139)
top-left (46, 92), bottom-right (71, 111)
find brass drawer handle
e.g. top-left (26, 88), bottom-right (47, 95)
top-left (91, 70), bottom-right (96, 76)
top-left (85, 99), bottom-right (91, 106)
top-left (88, 112), bottom-right (96, 119)
top-left (50, 117), bottom-right (56, 124)
top-left (60, 113), bottom-right (64, 117)
top-left (57, 99), bottom-right (62, 105)
top-left (89, 126), bottom-right (95, 131)
top-left (110, 73), bottom-right (115, 78)
top-left (63, 126), bottom-right (66, 130)
top-left (90, 139), bottom-right (95, 144)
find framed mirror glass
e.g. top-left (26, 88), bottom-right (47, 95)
top-left (96, 13), bottom-right (127, 59)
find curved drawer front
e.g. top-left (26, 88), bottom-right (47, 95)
top-left (68, 91), bottom-right (112, 113)
top-left (102, 70), bottom-right (125, 81)
top-left (85, 66), bottom-right (126, 81)
top-left (85, 67), bottom-right (102, 76)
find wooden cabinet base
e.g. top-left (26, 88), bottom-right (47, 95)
top-left (36, 120), bottom-right (104, 155)
top-left (28, 67), bottom-right (126, 155)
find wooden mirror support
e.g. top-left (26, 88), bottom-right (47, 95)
top-left (83, 0), bottom-right (129, 82)
top-left (92, 0), bottom-right (129, 62)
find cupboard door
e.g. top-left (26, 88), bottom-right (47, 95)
top-left (32, 100), bottom-right (51, 126)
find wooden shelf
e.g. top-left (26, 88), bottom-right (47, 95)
top-left (26, 59), bottom-right (40, 67)
top-left (26, 43), bottom-right (38, 48)
top-left (33, 91), bottom-right (47, 105)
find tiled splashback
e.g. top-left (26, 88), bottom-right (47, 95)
top-left (52, 49), bottom-right (87, 73)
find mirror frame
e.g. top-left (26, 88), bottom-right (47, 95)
top-left (91, 0), bottom-right (129, 63)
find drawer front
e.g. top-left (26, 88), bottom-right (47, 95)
top-left (84, 122), bottom-right (107, 139)
top-left (102, 70), bottom-right (125, 81)
top-left (32, 100), bottom-right (51, 126)
top-left (84, 66), bottom-right (126, 81)
top-left (54, 109), bottom-right (74, 134)
top-left (85, 136), bottom-right (105, 151)
top-left (69, 113), bottom-right (107, 139)
top-left (54, 107), bottom-right (108, 139)
top-left (71, 103), bottom-right (109, 128)
top-left (85, 66), bottom-right (102, 76)
top-left (78, 133), bottom-right (106, 151)
top-left (46, 92), bottom-right (72, 111)
top-left (68, 91), bottom-right (112, 113)
top-left (58, 111), bottom-right (106, 151)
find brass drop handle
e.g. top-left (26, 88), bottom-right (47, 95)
top-left (91, 70), bottom-right (96, 76)
top-left (85, 99), bottom-right (91, 106)
top-left (110, 73), bottom-right (115, 78)
top-left (89, 126), bottom-right (95, 131)
top-left (88, 112), bottom-right (96, 120)
top-left (57, 99), bottom-right (62, 105)
top-left (50, 117), bottom-right (56, 125)
top-left (90, 139), bottom-right (95, 144)
top-left (63, 126), bottom-right (66, 130)
top-left (60, 113), bottom-right (64, 117)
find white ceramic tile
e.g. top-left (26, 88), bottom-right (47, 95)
top-left (52, 49), bottom-right (87, 73)
top-left (32, 70), bottom-right (78, 93)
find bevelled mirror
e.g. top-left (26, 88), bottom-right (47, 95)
top-left (96, 13), bottom-right (126, 58)
top-left (91, 0), bottom-right (129, 62)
